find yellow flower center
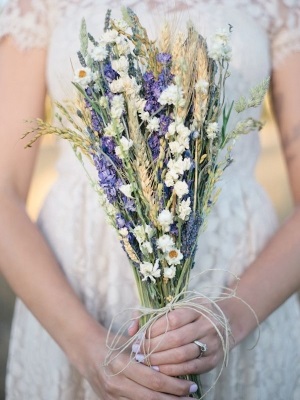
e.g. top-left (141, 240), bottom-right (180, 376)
top-left (79, 70), bottom-right (87, 78)
top-left (168, 250), bottom-right (178, 259)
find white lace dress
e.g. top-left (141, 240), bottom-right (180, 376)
top-left (1, 0), bottom-right (300, 399)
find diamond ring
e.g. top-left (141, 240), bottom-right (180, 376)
top-left (193, 340), bottom-right (207, 358)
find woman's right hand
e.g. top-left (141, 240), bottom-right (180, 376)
top-left (74, 324), bottom-right (198, 399)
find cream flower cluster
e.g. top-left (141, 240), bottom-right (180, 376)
top-left (158, 84), bottom-right (185, 107)
top-left (133, 224), bottom-right (155, 255)
top-left (115, 137), bottom-right (133, 159)
top-left (103, 94), bottom-right (126, 138)
top-left (157, 234), bottom-right (184, 279)
top-left (206, 122), bottom-right (219, 140)
top-left (208, 29), bottom-right (232, 62)
top-left (164, 119), bottom-right (192, 220)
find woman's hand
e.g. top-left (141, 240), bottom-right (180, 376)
top-left (73, 323), bottom-right (199, 399)
top-left (129, 306), bottom-right (231, 377)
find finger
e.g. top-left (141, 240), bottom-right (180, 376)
top-left (158, 353), bottom-right (220, 376)
top-left (126, 361), bottom-right (199, 397)
top-left (141, 321), bottom-right (200, 354)
top-left (143, 343), bottom-right (200, 366)
top-left (147, 308), bottom-right (200, 338)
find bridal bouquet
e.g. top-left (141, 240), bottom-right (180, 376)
top-left (24, 7), bottom-right (268, 398)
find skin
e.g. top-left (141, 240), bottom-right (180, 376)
top-left (131, 51), bottom-right (300, 377)
top-left (0, 37), bottom-right (196, 399)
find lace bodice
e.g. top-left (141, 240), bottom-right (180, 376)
top-left (1, 0), bottom-right (300, 68)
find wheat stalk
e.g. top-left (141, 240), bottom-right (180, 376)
top-left (122, 237), bottom-right (140, 263)
top-left (126, 100), bottom-right (157, 222)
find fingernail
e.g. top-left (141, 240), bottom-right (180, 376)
top-left (135, 354), bottom-right (145, 363)
top-left (128, 321), bottom-right (136, 331)
top-left (189, 384), bottom-right (198, 394)
top-left (151, 366), bottom-right (160, 371)
top-left (132, 343), bottom-right (141, 353)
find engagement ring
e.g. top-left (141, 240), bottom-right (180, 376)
top-left (193, 340), bottom-right (207, 358)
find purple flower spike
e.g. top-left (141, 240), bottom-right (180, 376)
top-left (116, 213), bottom-right (126, 229)
top-left (156, 53), bottom-right (172, 64)
top-left (102, 136), bottom-right (116, 155)
top-left (104, 62), bottom-right (119, 82)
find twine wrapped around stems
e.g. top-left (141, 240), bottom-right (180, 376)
top-left (101, 272), bottom-right (259, 399)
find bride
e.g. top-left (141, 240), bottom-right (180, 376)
top-left (0, 0), bottom-right (300, 399)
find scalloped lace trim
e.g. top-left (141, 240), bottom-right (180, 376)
top-left (0, 0), bottom-right (50, 49)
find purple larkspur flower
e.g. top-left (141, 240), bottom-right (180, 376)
top-left (101, 136), bottom-right (116, 155)
top-left (158, 69), bottom-right (174, 88)
top-left (181, 212), bottom-right (202, 261)
top-left (156, 53), bottom-right (172, 64)
top-left (91, 109), bottom-right (102, 132)
top-left (104, 62), bottom-right (119, 82)
top-left (93, 155), bottom-right (122, 203)
top-left (169, 223), bottom-right (178, 236)
top-left (122, 197), bottom-right (136, 212)
top-left (86, 87), bottom-right (93, 97)
top-left (116, 213), bottom-right (126, 228)
top-left (148, 132), bottom-right (160, 160)
top-left (159, 115), bottom-right (172, 136)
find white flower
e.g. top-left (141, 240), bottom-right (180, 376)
top-left (99, 96), bottom-right (109, 109)
top-left (123, 76), bottom-right (140, 97)
top-left (209, 29), bottom-right (232, 62)
top-left (111, 95), bottom-right (125, 119)
top-left (176, 123), bottom-right (191, 139)
top-left (119, 227), bottom-right (129, 237)
top-left (195, 79), bottom-right (209, 95)
top-left (174, 180), bottom-right (189, 199)
top-left (133, 225), bottom-right (146, 244)
top-left (104, 121), bottom-right (123, 137)
top-left (178, 197), bottom-right (192, 221)
top-left (111, 56), bottom-right (129, 76)
top-left (157, 234), bottom-right (174, 253)
top-left (119, 184), bottom-right (134, 198)
top-left (139, 111), bottom-right (150, 122)
top-left (104, 122), bottom-right (117, 137)
top-left (176, 135), bottom-right (190, 150)
top-left (147, 117), bottom-right (160, 132)
top-left (164, 171), bottom-right (177, 187)
top-left (158, 84), bottom-right (185, 107)
top-left (73, 67), bottom-right (93, 87)
top-left (206, 122), bottom-right (219, 140)
top-left (145, 225), bottom-right (155, 238)
top-left (140, 260), bottom-right (161, 282)
top-left (101, 29), bottom-right (119, 44)
top-left (163, 266), bottom-right (176, 279)
top-left (167, 122), bottom-right (176, 137)
top-left (165, 248), bottom-right (183, 265)
top-left (115, 137), bottom-right (133, 159)
top-left (135, 98), bottom-right (147, 113)
top-left (141, 241), bottom-right (153, 254)
top-left (167, 157), bottom-right (191, 176)
top-left (116, 36), bottom-right (131, 55)
top-left (90, 45), bottom-right (108, 62)
top-left (169, 141), bottom-right (186, 156)
top-left (158, 209), bottom-right (174, 232)
top-left (110, 78), bottom-right (125, 93)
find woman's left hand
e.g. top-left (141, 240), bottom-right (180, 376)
top-left (129, 306), bottom-right (231, 376)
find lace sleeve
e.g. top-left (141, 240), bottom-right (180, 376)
top-left (0, 0), bottom-right (50, 49)
top-left (270, 0), bottom-right (300, 69)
